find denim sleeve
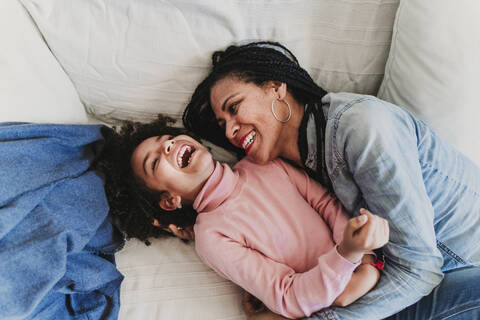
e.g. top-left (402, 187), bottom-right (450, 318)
top-left (307, 99), bottom-right (444, 319)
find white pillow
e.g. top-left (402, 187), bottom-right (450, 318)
top-left (115, 238), bottom-right (246, 320)
top-left (20, 0), bottom-right (399, 124)
top-left (378, 0), bottom-right (480, 166)
top-left (0, 0), bottom-right (87, 124)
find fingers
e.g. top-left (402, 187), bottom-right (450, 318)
top-left (357, 208), bottom-right (389, 249)
top-left (346, 214), bottom-right (368, 234)
top-left (242, 291), bottom-right (266, 316)
top-left (242, 291), bottom-right (257, 316)
top-left (168, 224), bottom-right (195, 241)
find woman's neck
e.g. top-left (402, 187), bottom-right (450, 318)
top-left (279, 98), bottom-right (304, 167)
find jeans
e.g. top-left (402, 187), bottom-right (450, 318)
top-left (306, 93), bottom-right (480, 319)
top-left (387, 267), bottom-right (480, 320)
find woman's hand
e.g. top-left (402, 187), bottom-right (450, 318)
top-left (242, 291), bottom-right (266, 316)
top-left (338, 209), bottom-right (389, 263)
top-left (242, 291), bottom-right (288, 320)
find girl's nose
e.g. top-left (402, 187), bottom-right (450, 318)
top-left (161, 138), bottom-right (174, 154)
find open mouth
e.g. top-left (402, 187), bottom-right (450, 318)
top-left (239, 131), bottom-right (256, 154)
top-left (177, 145), bottom-right (196, 168)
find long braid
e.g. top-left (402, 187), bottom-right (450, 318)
top-left (183, 41), bottom-right (332, 191)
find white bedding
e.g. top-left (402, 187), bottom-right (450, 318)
top-left (19, 0), bottom-right (399, 124)
top-left (116, 238), bottom-right (245, 320)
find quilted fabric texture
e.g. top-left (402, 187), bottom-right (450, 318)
top-left (21, 0), bottom-right (399, 123)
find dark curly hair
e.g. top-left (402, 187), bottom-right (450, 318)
top-left (182, 41), bottom-right (331, 189)
top-left (93, 115), bottom-right (198, 245)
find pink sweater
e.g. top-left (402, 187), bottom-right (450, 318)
top-left (193, 159), bottom-right (359, 318)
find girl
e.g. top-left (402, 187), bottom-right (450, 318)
top-left (96, 116), bottom-right (388, 319)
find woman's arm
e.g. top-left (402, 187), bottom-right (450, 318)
top-left (332, 254), bottom-right (380, 307)
top-left (311, 97), bottom-right (445, 319)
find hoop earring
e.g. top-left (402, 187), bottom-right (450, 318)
top-left (271, 99), bottom-right (292, 123)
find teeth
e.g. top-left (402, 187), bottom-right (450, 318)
top-left (177, 145), bottom-right (191, 168)
top-left (242, 131), bottom-right (256, 150)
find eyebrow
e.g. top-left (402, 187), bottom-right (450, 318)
top-left (221, 93), bottom-right (238, 112)
top-left (142, 136), bottom-right (162, 175)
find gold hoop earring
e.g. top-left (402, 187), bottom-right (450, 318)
top-left (271, 99), bottom-right (292, 123)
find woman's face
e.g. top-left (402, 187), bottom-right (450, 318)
top-left (131, 134), bottom-right (215, 204)
top-left (210, 76), bottom-right (287, 164)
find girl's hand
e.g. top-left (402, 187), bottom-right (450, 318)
top-left (338, 209), bottom-right (389, 263)
top-left (168, 224), bottom-right (195, 241)
top-left (152, 219), bottom-right (195, 241)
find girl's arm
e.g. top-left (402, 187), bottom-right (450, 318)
top-left (194, 226), bottom-right (360, 319)
top-left (333, 254), bottom-right (381, 307)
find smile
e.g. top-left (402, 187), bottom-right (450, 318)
top-left (239, 131), bottom-right (256, 154)
top-left (177, 144), bottom-right (196, 168)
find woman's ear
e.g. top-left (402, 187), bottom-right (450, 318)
top-left (266, 81), bottom-right (287, 99)
top-left (158, 192), bottom-right (182, 211)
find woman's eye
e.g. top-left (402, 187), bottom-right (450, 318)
top-left (152, 159), bottom-right (158, 172)
top-left (229, 103), bottom-right (238, 114)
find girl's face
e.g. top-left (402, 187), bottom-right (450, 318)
top-left (210, 76), bottom-right (288, 164)
top-left (131, 134), bottom-right (215, 205)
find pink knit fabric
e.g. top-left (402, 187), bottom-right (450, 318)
top-left (193, 158), bottom-right (359, 318)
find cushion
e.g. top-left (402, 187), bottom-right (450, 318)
top-left (0, 0), bottom-right (87, 124)
top-left (377, 0), bottom-right (480, 166)
top-left (20, 0), bottom-right (399, 124)
top-left (115, 238), bottom-right (246, 320)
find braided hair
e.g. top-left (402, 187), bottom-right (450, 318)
top-left (93, 115), bottom-right (198, 245)
top-left (182, 41), bottom-right (331, 189)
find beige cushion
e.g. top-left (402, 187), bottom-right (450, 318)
top-left (378, 0), bottom-right (480, 166)
top-left (0, 0), bottom-right (87, 124)
top-left (21, 0), bottom-right (399, 124)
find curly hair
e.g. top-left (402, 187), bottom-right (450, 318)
top-left (182, 41), bottom-right (331, 189)
top-left (93, 115), bottom-right (198, 245)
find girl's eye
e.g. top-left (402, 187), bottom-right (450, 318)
top-left (152, 158), bottom-right (158, 172)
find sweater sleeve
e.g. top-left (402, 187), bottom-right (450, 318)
top-left (195, 227), bottom-right (359, 319)
top-left (275, 159), bottom-right (349, 245)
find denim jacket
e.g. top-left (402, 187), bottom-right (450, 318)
top-left (305, 93), bottom-right (480, 319)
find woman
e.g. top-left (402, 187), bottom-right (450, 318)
top-left (182, 41), bottom-right (480, 319)
top-left (96, 116), bottom-right (388, 318)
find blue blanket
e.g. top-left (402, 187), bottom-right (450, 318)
top-left (0, 123), bottom-right (124, 320)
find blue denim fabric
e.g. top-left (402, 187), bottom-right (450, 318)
top-left (0, 123), bottom-right (124, 320)
top-left (306, 93), bottom-right (480, 319)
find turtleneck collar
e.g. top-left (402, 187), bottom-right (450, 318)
top-left (193, 161), bottom-right (239, 213)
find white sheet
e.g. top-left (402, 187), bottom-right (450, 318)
top-left (116, 238), bottom-right (246, 320)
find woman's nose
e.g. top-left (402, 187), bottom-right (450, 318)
top-left (225, 121), bottom-right (239, 141)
